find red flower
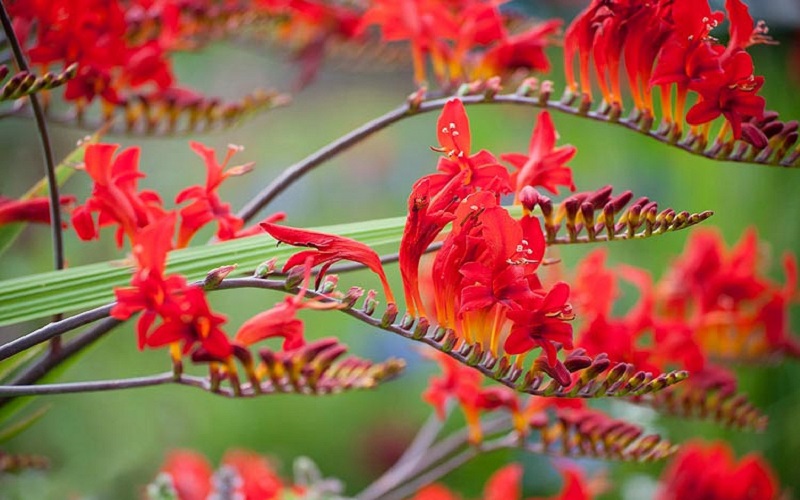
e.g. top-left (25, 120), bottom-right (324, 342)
top-left (145, 285), bottom-right (231, 359)
top-left (473, 20), bottom-right (561, 80)
top-left (221, 450), bottom-right (284, 500)
top-left (111, 214), bottom-right (231, 358)
top-left (159, 450), bottom-right (214, 500)
top-left (657, 441), bottom-right (778, 500)
top-left (260, 221), bottom-right (396, 304)
top-left (424, 349), bottom-right (522, 443)
top-left (505, 282), bottom-right (575, 368)
top-left (72, 143), bottom-right (165, 247)
top-left (0, 195), bottom-right (75, 226)
top-left (500, 110), bottom-right (577, 198)
top-left (685, 50), bottom-right (765, 139)
top-left (432, 99), bottom-right (511, 194)
top-left (410, 484), bottom-right (459, 500)
top-left (399, 170), bottom-right (465, 318)
top-left (175, 142), bottom-right (253, 248)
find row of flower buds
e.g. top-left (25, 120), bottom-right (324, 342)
top-left (62, 88), bottom-right (287, 136)
top-left (386, 309), bottom-right (689, 400)
top-left (0, 450), bottom-right (49, 473)
top-left (0, 63), bottom-right (78, 102)
top-left (533, 406), bottom-right (678, 462)
top-left (190, 336), bottom-right (405, 397)
top-left (635, 376), bottom-right (768, 432)
top-left (520, 185), bottom-right (714, 245)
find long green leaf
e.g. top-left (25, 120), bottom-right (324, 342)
top-left (0, 216), bottom-right (407, 326)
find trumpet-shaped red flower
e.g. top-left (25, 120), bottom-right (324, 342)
top-left (111, 214), bottom-right (232, 358)
top-left (399, 170), bottom-right (466, 318)
top-left (429, 191), bottom-right (550, 357)
top-left (500, 111), bottom-right (577, 198)
top-left (0, 195), bottom-right (75, 226)
top-left (685, 50), bottom-right (765, 139)
top-left (175, 142), bottom-right (253, 248)
top-left (433, 99), bottom-right (511, 195)
top-left (657, 441), bottom-right (778, 500)
top-left (234, 260), bottom-right (341, 351)
top-left (504, 282), bottom-right (576, 368)
top-left (260, 221), bottom-right (396, 304)
top-left (72, 143), bottom-right (165, 247)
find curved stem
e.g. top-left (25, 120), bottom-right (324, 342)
top-left (0, 0), bottom-right (65, 278)
top-left (0, 372), bottom-right (176, 396)
top-left (237, 92), bottom-right (798, 223)
top-left (0, 304), bottom-right (114, 361)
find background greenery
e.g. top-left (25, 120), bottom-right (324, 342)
top-left (0, 7), bottom-right (798, 499)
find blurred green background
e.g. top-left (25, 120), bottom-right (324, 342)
top-left (1, 5), bottom-right (799, 499)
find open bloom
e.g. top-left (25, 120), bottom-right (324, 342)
top-left (500, 111), bottom-right (577, 198)
top-left (657, 441), bottom-right (778, 500)
top-left (72, 143), bottom-right (165, 247)
top-left (175, 142), bottom-right (253, 248)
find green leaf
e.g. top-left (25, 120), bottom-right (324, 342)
top-left (0, 215), bottom-right (407, 326)
top-left (0, 130), bottom-right (103, 257)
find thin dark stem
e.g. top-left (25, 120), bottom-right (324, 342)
top-left (236, 104), bottom-right (413, 223)
top-left (236, 93), bottom-right (798, 223)
top-left (0, 0), bottom-right (65, 277)
top-left (0, 304), bottom-right (114, 362)
top-left (0, 373), bottom-right (175, 396)
top-left (356, 409), bottom-right (450, 500)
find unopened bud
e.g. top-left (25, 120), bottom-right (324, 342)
top-left (204, 264), bottom-right (237, 289)
top-left (254, 258), bottom-right (278, 278)
top-left (284, 266), bottom-right (306, 290)
top-left (319, 274), bottom-right (339, 294)
top-left (362, 290), bottom-right (378, 316)
top-left (518, 186), bottom-right (541, 214)
top-left (342, 286), bottom-right (364, 309)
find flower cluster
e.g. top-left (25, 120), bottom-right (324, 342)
top-left (359, 0), bottom-right (560, 86)
top-left (564, 0), bottom-right (775, 144)
top-left (400, 98), bottom-right (577, 374)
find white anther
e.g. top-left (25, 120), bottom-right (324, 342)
top-left (452, 131), bottom-right (460, 137)
top-left (449, 122), bottom-right (456, 129)
top-left (441, 127), bottom-right (449, 133)
top-left (457, 151), bottom-right (464, 158)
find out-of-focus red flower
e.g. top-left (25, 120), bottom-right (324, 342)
top-left (358, 0), bottom-right (458, 84)
top-left (424, 349), bottom-right (520, 444)
top-left (260, 221), bottom-right (396, 304)
top-left (222, 449), bottom-right (284, 500)
top-left (159, 450), bottom-right (213, 500)
top-left (175, 142), bottom-right (253, 248)
top-left (72, 143), bottom-right (165, 247)
top-left (657, 441), bottom-right (778, 500)
top-left (156, 448), bottom-right (287, 500)
top-left (484, 463), bottom-right (522, 500)
top-left (0, 195), bottom-right (75, 227)
top-left (473, 20), bottom-right (561, 81)
top-left (410, 484), bottom-right (460, 500)
top-left (500, 110), bottom-right (576, 198)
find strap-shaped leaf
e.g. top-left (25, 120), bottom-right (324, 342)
top-left (531, 405), bottom-right (678, 462)
top-left (527, 185), bottom-right (714, 245)
top-left (0, 63), bottom-right (77, 101)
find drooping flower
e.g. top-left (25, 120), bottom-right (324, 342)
top-left (175, 141), bottom-right (253, 248)
top-left (260, 221), bottom-right (396, 304)
top-left (472, 20), bottom-right (561, 81)
top-left (500, 110), bottom-right (577, 198)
